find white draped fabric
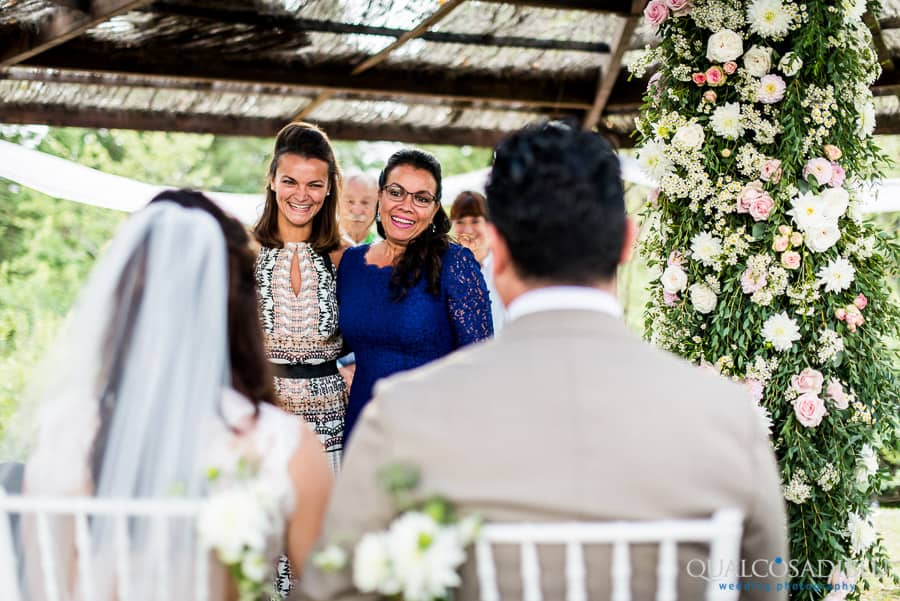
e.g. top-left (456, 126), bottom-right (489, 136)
top-left (1, 139), bottom-right (897, 220)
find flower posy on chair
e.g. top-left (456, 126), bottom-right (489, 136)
top-left (197, 428), bottom-right (290, 601)
top-left (314, 464), bottom-right (480, 601)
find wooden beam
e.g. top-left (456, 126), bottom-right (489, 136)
top-left (352, 0), bottom-right (466, 76)
top-left (477, 0), bottom-right (635, 14)
top-left (146, 2), bottom-right (610, 53)
top-left (879, 17), bottom-right (900, 29)
top-left (0, 105), bottom-right (513, 146)
top-left (864, 10), bottom-right (895, 72)
top-left (583, 13), bottom-right (640, 129)
top-left (0, 0), bottom-right (151, 67)
top-left (291, 91), bottom-right (334, 122)
top-left (23, 44), bottom-right (600, 109)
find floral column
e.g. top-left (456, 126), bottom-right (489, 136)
top-left (632, 0), bottom-right (900, 598)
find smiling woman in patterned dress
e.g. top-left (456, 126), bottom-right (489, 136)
top-left (253, 122), bottom-right (348, 474)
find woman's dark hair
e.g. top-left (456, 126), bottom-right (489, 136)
top-left (149, 190), bottom-right (277, 408)
top-left (254, 122), bottom-right (342, 253)
top-left (449, 190), bottom-right (488, 221)
top-left (376, 149), bottom-right (450, 300)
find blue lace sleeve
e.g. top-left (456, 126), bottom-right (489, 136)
top-left (443, 245), bottom-right (494, 347)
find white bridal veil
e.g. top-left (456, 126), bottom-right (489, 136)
top-left (4, 201), bottom-right (232, 600)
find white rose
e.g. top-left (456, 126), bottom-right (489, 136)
top-left (197, 488), bottom-right (271, 563)
top-left (672, 122), bottom-right (705, 150)
top-left (857, 101), bottom-right (876, 139)
top-left (660, 265), bottom-right (688, 293)
top-left (820, 187), bottom-right (850, 220)
top-left (805, 224), bottom-right (842, 253)
top-left (241, 553), bottom-right (269, 583)
top-left (353, 533), bottom-right (398, 595)
top-left (690, 283), bottom-right (718, 314)
top-left (743, 45), bottom-right (773, 77)
top-left (706, 29), bottom-right (744, 63)
top-left (778, 52), bottom-right (803, 76)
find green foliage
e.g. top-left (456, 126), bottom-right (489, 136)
top-left (631, 2), bottom-right (900, 598)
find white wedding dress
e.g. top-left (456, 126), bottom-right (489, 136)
top-left (7, 203), bottom-right (304, 601)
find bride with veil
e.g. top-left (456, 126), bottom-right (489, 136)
top-left (3, 190), bottom-right (333, 600)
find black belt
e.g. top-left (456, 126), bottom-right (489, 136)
top-left (273, 360), bottom-right (339, 379)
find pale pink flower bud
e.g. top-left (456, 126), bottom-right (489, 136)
top-left (829, 163), bottom-right (845, 188)
top-left (789, 231), bottom-right (804, 247)
top-left (772, 235), bottom-right (789, 252)
top-left (854, 293), bottom-right (868, 310)
top-left (778, 225), bottom-right (792, 236)
top-left (835, 307), bottom-right (847, 321)
top-left (692, 72), bottom-right (707, 85)
top-left (663, 291), bottom-right (679, 306)
top-left (823, 144), bottom-right (842, 161)
top-left (760, 159), bottom-right (782, 183)
top-left (827, 380), bottom-right (849, 410)
top-left (703, 90), bottom-right (717, 103)
top-left (791, 367), bottom-right (825, 395)
top-left (803, 157), bottom-right (833, 187)
top-left (723, 61), bottom-right (737, 74)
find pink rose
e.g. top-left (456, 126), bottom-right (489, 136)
top-left (760, 159), bottom-right (782, 183)
top-left (737, 180), bottom-right (765, 214)
top-left (789, 231), bottom-right (803, 247)
top-left (723, 61), bottom-right (737, 74)
top-left (749, 193), bottom-right (774, 221)
top-left (705, 66), bottom-right (726, 86)
top-left (692, 72), bottom-right (707, 85)
top-left (835, 307), bottom-right (847, 321)
top-left (854, 293), bottom-right (868, 310)
top-left (644, 0), bottom-right (670, 28)
top-left (648, 187), bottom-right (660, 207)
top-left (829, 163), bottom-right (845, 187)
top-left (743, 378), bottom-right (764, 403)
top-left (791, 367), bottom-right (824, 395)
top-left (827, 379), bottom-right (849, 410)
top-left (845, 306), bottom-right (864, 332)
top-left (772, 235), bottom-right (789, 252)
top-left (703, 90), bottom-right (717, 103)
top-left (793, 393), bottom-right (828, 428)
top-left (663, 291), bottom-right (679, 306)
top-left (665, 0), bottom-right (692, 14)
top-left (803, 157), bottom-right (833, 187)
top-left (781, 251), bottom-right (801, 269)
top-left (824, 144), bottom-right (843, 161)
top-left (778, 225), bottom-right (792, 236)
top-left (740, 268), bottom-right (767, 294)
top-left (667, 250), bottom-right (685, 267)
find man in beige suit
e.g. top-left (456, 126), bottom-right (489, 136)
top-left (298, 122), bottom-right (788, 600)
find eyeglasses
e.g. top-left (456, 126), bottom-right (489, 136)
top-left (382, 183), bottom-right (437, 208)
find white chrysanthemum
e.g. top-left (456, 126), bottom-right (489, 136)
top-left (690, 283), bottom-right (718, 314)
top-left (846, 512), bottom-right (877, 556)
top-left (710, 102), bottom-right (744, 139)
top-left (690, 232), bottom-right (723, 268)
top-left (762, 311), bottom-right (801, 351)
top-left (353, 533), bottom-right (399, 595)
top-left (672, 122), bottom-right (705, 150)
top-left (637, 140), bottom-right (674, 180)
top-left (758, 74), bottom-right (786, 104)
top-left (817, 257), bottom-right (856, 293)
top-left (660, 265), bottom-right (688, 293)
top-left (805, 224), bottom-right (842, 253)
top-left (859, 444), bottom-right (879, 477)
top-left (747, 0), bottom-right (793, 38)
top-left (844, 0), bottom-right (867, 22)
top-left (198, 488), bottom-right (272, 563)
top-left (386, 512), bottom-right (466, 601)
top-left (857, 101), bottom-right (876, 139)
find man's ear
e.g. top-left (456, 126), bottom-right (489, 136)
top-left (487, 223), bottom-right (508, 276)
top-left (619, 216), bottom-right (638, 265)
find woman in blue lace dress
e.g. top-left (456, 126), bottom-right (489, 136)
top-left (337, 149), bottom-right (494, 444)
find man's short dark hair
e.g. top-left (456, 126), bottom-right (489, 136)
top-left (486, 121), bottom-right (626, 284)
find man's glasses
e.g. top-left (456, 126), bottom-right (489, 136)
top-left (382, 183), bottom-right (437, 208)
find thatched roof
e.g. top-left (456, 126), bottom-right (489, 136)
top-left (1, 0), bottom-right (899, 146)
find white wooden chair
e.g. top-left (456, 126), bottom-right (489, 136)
top-left (0, 489), bottom-right (207, 601)
top-left (475, 508), bottom-right (744, 601)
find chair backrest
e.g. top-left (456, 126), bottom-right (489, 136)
top-left (474, 508), bottom-right (744, 601)
top-left (0, 489), bottom-right (207, 601)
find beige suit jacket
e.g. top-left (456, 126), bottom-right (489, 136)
top-left (297, 309), bottom-right (788, 601)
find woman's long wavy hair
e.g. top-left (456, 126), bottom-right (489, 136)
top-left (149, 190), bottom-right (277, 409)
top-left (254, 122), bottom-right (342, 253)
top-left (376, 149), bottom-right (450, 301)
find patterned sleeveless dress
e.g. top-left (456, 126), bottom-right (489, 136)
top-left (255, 241), bottom-right (347, 474)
